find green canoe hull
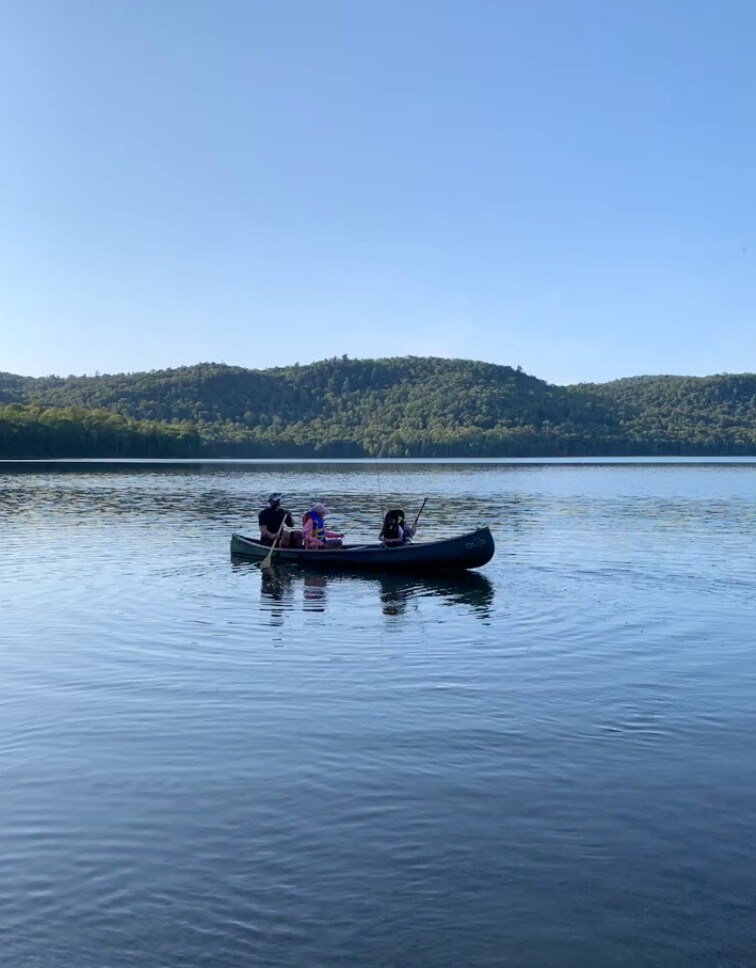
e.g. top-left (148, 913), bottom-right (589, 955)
top-left (230, 526), bottom-right (495, 573)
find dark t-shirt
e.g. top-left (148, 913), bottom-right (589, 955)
top-left (258, 506), bottom-right (294, 544)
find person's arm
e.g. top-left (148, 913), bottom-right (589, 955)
top-left (284, 510), bottom-right (294, 527)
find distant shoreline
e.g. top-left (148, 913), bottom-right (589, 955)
top-left (3, 456), bottom-right (756, 466)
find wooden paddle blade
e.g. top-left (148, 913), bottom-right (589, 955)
top-left (260, 537), bottom-right (280, 569)
top-left (261, 514), bottom-right (288, 569)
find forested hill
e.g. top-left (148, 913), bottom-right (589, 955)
top-left (1, 358), bottom-right (754, 458)
top-left (574, 373), bottom-right (756, 453)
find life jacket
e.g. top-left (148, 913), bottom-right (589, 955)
top-left (382, 508), bottom-right (408, 543)
top-left (303, 509), bottom-right (325, 541)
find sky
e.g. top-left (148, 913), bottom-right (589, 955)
top-left (1, 0), bottom-right (754, 386)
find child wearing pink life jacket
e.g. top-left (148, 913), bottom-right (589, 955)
top-left (302, 503), bottom-right (344, 549)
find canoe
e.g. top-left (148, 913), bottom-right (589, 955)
top-left (229, 526), bottom-right (495, 573)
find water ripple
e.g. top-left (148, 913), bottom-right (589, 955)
top-left (2, 461), bottom-right (756, 967)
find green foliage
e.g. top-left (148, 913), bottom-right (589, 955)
top-left (0, 360), bottom-right (754, 458)
top-left (0, 403), bottom-right (201, 458)
top-left (571, 374), bottom-right (756, 454)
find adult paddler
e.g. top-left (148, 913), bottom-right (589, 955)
top-left (258, 492), bottom-right (302, 548)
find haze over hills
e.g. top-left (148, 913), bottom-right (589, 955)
top-left (1, 357), bottom-right (754, 458)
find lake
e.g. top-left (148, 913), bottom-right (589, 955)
top-left (2, 459), bottom-right (755, 967)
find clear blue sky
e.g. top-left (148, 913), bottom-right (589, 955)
top-left (1, 0), bottom-right (754, 385)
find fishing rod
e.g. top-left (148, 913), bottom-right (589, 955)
top-left (373, 442), bottom-right (385, 522)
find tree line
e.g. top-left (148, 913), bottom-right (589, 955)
top-left (1, 358), bottom-right (754, 458)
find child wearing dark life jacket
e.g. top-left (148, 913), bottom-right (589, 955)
top-left (379, 508), bottom-right (415, 547)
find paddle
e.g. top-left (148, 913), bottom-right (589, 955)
top-left (260, 515), bottom-right (287, 569)
top-left (411, 498), bottom-right (428, 533)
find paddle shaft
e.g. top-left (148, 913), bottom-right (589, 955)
top-left (411, 498), bottom-right (428, 531)
top-left (260, 513), bottom-right (288, 568)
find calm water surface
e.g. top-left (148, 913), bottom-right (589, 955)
top-left (2, 460), bottom-right (755, 967)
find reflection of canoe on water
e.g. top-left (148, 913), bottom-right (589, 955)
top-left (253, 564), bottom-right (495, 616)
top-left (371, 568), bottom-right (494, 614)
top-left (230, 526), bottom-right (495, 572)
